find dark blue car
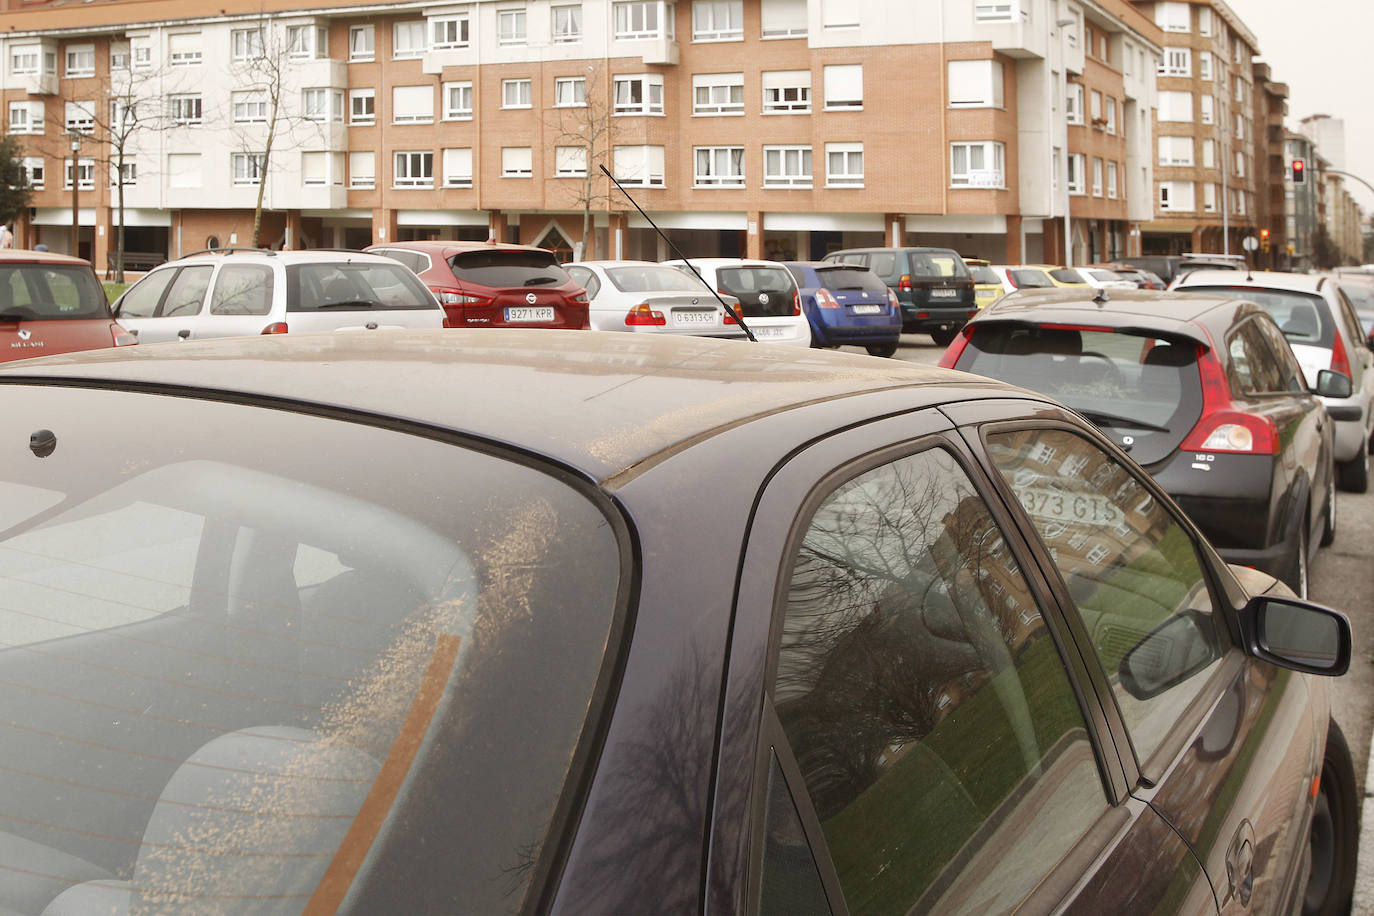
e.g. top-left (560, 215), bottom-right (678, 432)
top-left (783, 261), bottom-right (903, 357)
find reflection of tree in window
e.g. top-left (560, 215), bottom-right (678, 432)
top-left (769, 448), bottom-right (1103, 913)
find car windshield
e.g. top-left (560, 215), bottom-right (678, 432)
top-left (0, 263), bottom-right (109, 320)
top-left (605, 265), bottom-right (705, 293)
top-left (287, 262), bottom-right (438, 311)
top-left (1009, 268), bottom-right (1055, 288)
top-left (449, 250), bottom-right (571, 288)
top-left (1184, 286), bottom-right (1335, 349)
top-left (0, 383), bottom-right (623, 913)
top-left (1050, 268), bottom-right (1085, 284)
top-left (909, 251), bottom-right (969, 280)
top-left (956, 325), bottom-right (1204, 465)
top-left (813, 266), bottom-right (888, 294)
top-left (968, 264), bottom-right (1000, 285)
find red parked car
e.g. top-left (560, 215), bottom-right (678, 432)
top-left (367, 241), bottom-right (589, 330)
top-left (1, 249), bottom-right (136, 362)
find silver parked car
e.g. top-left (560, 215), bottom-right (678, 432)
top-left (564, 260), bottom-right (745, 338)
top-left (112, 248), bottom-right (445, 343)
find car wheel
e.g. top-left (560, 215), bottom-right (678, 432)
top-left (1335, 446), bottom-right (1368, 493)
top-left (1319, 468), bottom-right (1337, 547)
top-left (1302, 721), bottom-right (1358, 916)
top-left (931, 328), bottom-right (958, 347)
top-left (865, 341), bottom-right (899, 358)
top-left (1284, 512), bottom-right (1309, 599)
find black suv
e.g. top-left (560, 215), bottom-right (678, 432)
top-left (824, 247), bottom-right (975, 344)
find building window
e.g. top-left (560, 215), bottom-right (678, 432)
top-left (821, 0), bottom-right (859, 28)
top-left (1157, 135), bottom-right (1194, 166)
top-left (1234, 151), bottom-right (1245, 178)
top-left (693, 0), bottom-right (743, 40)
top-left (443, 148), bottom-right (473, 187)
top-left (1090, 90), bottom-right (1103, 125)
top-left (65, 45), bottom-right (95, 78)
top-left (64, 101), bottom-right (95, 134)
top-left (1091, 157), bottom-right (1103, 196)
top-left (613, 1), bottom-right (674, 40)
top-left (168, 32), bottom-right (202, 66)
top-left (693, 146), bottom-right (745, 186)
top-left (1105, 97), bottom-right (1117, 134)
top-left (110, 42), bottom-right (130, 70)
top-left (286, 25), bottom-right (327, 59)
top-left (1234, 113), bottom-right (1245, 142)
top-left (761, 0), bottom-right (807, 37)
top-left (10, 46), bottom-right (40, 75)
top-left (231, 92), bottom-right (267, 123)
top-left (429, 15), bottom-right (470, 50)
top-left (951, 141), bottom-right (1005, 188)
top-left (394, 21), bottom-right (427, 58)
top-left (1107, 161), bottom-right (1118, 198)
top-left (132, 41), bottom-right (152, 69)
top-left (394, 151), bottom-right (434, 187)
top-left (763, 145), bottom-right (812, 187)
top-left (613, 74), bottom-right (664, 114)
top-left (230, 28), bottom-right (264, 62)
top-left (1203, 182), bottom-right (1217, 212)
top-left (1199, 7), bottom-right (1213, 35)
top-left (498, 9), bottom-right (528, 46)
top-left (109, 99), bottom-right (137, 130)
top-left (22, 157), bottom-right (45, 189)
top-left (1159, 180), bottom-right (1195, 211)
top-left (231, 152), bottom-right (265, 186)
top-left (303, 88), bottom-right (342, 121)
top-left (555, 145), bottom-right (588, 177)
top-left (349, 26), bottom-right (375, 61)
top-left (1200, 94), bottom-right (1214, 124)
top-left (692, 73), bottom-right (743, 115)
top-left (348, 151), bottom-right (375, 188)
top-left (1158, 90), bottom-right (1193, 122)
top-left (1067, 152), bottom-right (1085, 194)
top-left (301, 151), bottom-right (328, 186)
top-left (443, 82), bottom-right (473, 119)
top-left (392, 85), bottom-right (434, 124)
top-left (555, 76), bottom-right (587, 107)
top-left (1233, 75), bottom-right (1244, 102)
top-left (1159, 47), bottom-right (1190, 76)
top-left (166, 95), bottom-right (202, 126)
top-left (1202, 139), bottom-right (1216, 167)
top-left (7, 101), bottom-right (43, 135)
top-left (948, 59), bottom-right (1003, 108)
top-left (552, 5), bottom-right (584, 42)
top-left (613, 144), bottom-right (666, 186)
top-left (64, 157), bottom-right (95, 190)
top-left (1199, 51), bottom-right (1212, 81)
top-left (761, 70), bottom-right (810, 113)
top-left (1066, 83), bottom-right (1084, 124)
top-left (502, 146), bottom-right (533, 178)
top-left (823, 64), bottom-right (863, 110)
top-left (973, 1), bottom-right (1018, 22)
top-left (825, 142), bottom-right (864, 187)
top-left (502, 78), bottom-right (532, 109)
top-left (1154, 1), bottom-right (1190, 32)
top-left (349, 88), bottom-right (375, 124)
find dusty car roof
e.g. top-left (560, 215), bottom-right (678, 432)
top-left (0, 330), bottom-right (1013, 482)
top-left (1177, 270), bottom-right (1325, 292)
top-left (0, 249), bottom-right (93, 267)
top-left (976, 288), bottom-right (1245, 344)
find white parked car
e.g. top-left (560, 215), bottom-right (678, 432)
top-left (564, 260), bottom-right (745, 338)
top-left (658, 258), bottom-right (811, 347)
top-left (1174, 269), bottom-right (1374, 491)
top-left (1072, 267), bottom-right (1138, 292)
top-left (987, 265), bottom-right (1057, 296)
top-left (112, 248), bottom-right (445, 343)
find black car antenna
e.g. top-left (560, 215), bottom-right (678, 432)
top-left (598, 163), bottom-right (756, 342)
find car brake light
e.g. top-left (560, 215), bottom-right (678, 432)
top-left (938, 326), bottom-right (975, 368)
top-left (898, 275), bottom-right (913, 293)
top-left (793, 289), bottom-right (802, 316)
top-left (1040, 323), bottom-right (1115, 333)
top-left (887, 289), bottom-right (900, 310)
top-left (1180, 345), bottom-right (1279, 454)
top-left (813, 289), bottom-right (842, 309)
top-left (1006, 274), bottom-right (1019, 289)
top-left (570, 289), bottom-right (590, 305)
top-left (261, 322), bottom-right (289, 335)
top-left (1329, 329), bottom-right (1352, 380)
top-left (431, 286), bottom-right (466, 306)
top-left (625, 303), bottom-right (666, 326)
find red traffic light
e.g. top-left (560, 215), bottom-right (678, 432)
top-left (1260, 228), bottom-right (1270, 239)
top-left (1292, 159), bottom-right (1306, 183)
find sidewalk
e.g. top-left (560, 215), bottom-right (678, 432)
top-left (1355, 729), bottom-right (1374, 915)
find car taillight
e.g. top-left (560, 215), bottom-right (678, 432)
top-left (887, 289), bottom-right (900, 310)
top-left (898, 275), bottom-right (913, 293)
top-left (431, 286), bottom-right (466, 306)
top-left (1330, 329), bottom-right (1352, 380)
top-left (1180, 346), bottom-right (1279, 454)
top-left (570, 289), bottom-right (590, 305)
top-left (793, 290), bottom-right (802, 315)
top-left (261, 322), bottom-right (289, 335)
top-left (813, 289), bottom-right (842, 309)
top-left (111, 325), bottom-right (138, 346)
top-left (624, 303), bottom-right (666, 326)
top-left (1005, 274), bottom-right (1019, 289)
top-left (937, 326), bottom-right (975, 368)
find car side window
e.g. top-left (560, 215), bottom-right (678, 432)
top-left (867, 252), bottom-right (895, 277)
top-left (159, 265), bottom-right (214, 319)
top-left (1254, 317), bottom-right (1309, 393)
top-left (566, 266), bottom-right (599, 300)
top-left (1333, 288), bottom-right (1366, 353)
top-left (1227, 319), bottom-right (1287, 394)
top-left (984, 428), bottom-right (1230, 771)
top-left (762, 446), bottom-right (1107, 914)
top-left (117, 268), bottom-right (176, 318)
top-left (209, 264), bottom-right (275, 316)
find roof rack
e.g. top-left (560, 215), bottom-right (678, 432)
top-left (1181, 252), bottom-right (1245, 262)
top-left (182, 247), bottom-right (276, 258)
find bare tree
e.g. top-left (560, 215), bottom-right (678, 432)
top-left (548, 65), bottom-right (620, 260)
top-left (0, 133), bottom-right (32, 228)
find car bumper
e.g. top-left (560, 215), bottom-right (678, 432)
top-left (811, 320), bottom-right (902, 348)
top-left (1148, 450), bottom-right (1283, 557)
top-left (900, 305), bottom-right (978, 334)
top-left (1329, 410), bottom-right (1369, 462)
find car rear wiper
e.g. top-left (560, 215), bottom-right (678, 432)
top-left (523, 277), bottom-right (560, 286)
top-left (0, 310), bottom-right (33, 322)
top-left (313, 301), bottom-right (380, 309)
top-left (1074, 409), bottom-right (1171, 433)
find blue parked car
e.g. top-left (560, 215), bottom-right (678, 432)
top-left (783, 261), bottom-right (903, 357)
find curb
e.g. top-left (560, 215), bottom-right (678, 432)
top-left (1354, 729), bottom-right (1374, 915)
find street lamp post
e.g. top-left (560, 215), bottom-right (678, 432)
top-left (1056, 17), bottom-right (1076, 267)
top-left (67, 131), bottom-right (81, 258)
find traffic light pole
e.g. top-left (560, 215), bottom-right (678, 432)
top-left (1320, 168), bottom-right (1374, 199)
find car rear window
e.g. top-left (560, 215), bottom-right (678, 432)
top-left (449, 250), bottom-right (571, 289)
top-left (605, 265), bottom-right (704, 293)
top-left (1184, 286), bottom-right (1335, 349)
top-left (968, 264), bottom-right (1000, 285)
top-left (0, 263), bottom-right (109, 320)
top-left (287, 262), bottom-right (438, 311)
top-left (956, 324), bottom-right (1204, 465)
top-left (813, 266), bottom-right (888, 294)
top-left (1049, 268), bottom-right (1084, 284)
top-left (716, 266), bottom-right (795, 317)
top-left (0, 383), bottom-right (624, 913)
top-left (908, 251), bottom-right (968, 280)
top-left (1008, 269), bottom-right (1054, 289)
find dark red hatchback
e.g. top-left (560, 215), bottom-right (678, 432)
top-left (1, 250), bottom-right (136, 362)
top-left (367, 241), bottom-right (589, 330)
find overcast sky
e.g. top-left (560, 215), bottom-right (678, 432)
top-left (1228, 0), bottom-right (1374, 216)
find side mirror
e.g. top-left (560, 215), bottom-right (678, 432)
top-left (1315, 369), bottom-right (1352, 399)
top-left (1239, 595), bottom-right (1351, 676)
top-left (1118, 609), bottom-right (1219, 700)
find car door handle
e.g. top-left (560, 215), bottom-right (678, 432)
top-left (177, 329), bottom-right (191, 340)
top-left (1225, 820), bottom-right (1256, 907)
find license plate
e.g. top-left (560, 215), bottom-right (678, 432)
top-left (850, 304), bottom-right (883, 315)
top-left (1017, 486), bottom-right (1122, 527)
top-left (673, 309), bottom-right (717, 327)
top-left (505, 306), bottom-right (555, 322)
top-left (753, 326), bottom-right (786, 338)
top-left (930, 288), bottom-right (958, 298)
